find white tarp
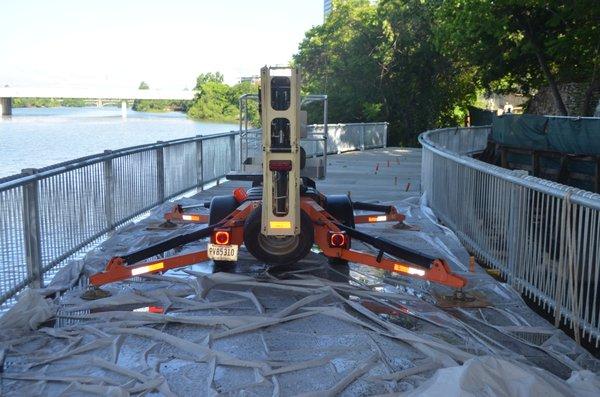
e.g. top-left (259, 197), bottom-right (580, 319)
top-left (404, 356), bottom-right (599, 397)
top-left (1, 191), bottom-right (599, 396)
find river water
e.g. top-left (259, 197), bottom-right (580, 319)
top-left (0, 107), bottom-right (238, 178)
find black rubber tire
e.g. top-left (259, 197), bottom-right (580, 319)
top-left (243, 205), bottom-right (314, 266)
top-left (325, 195), bottom-right (354, 266)
top-left (208, 195), bottom-right (239, 268)
top-left (208, 195), bottom-right (239, 225)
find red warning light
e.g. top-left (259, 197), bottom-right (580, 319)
top-left (269, 160), bottom-right (292, 171)
top-left (328, 232), bottom-right (347, 248)
top-left (214, 230), bottom-right (230, 245)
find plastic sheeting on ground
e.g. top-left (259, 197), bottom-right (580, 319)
top-left (1, 189), bottom-right (599, 395)
top-left (404, 356), bottom-right (599, 397)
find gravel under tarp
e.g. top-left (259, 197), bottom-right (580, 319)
top-left (1, 148), bottom-right (600, 396)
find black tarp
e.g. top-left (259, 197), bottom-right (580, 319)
top-left (468, 106), bottom-right (495, 127)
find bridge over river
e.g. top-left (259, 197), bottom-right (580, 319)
top-left (0, 87), bottom-right (196, 117)
top-left (0, 124), bottom-right (599, 395)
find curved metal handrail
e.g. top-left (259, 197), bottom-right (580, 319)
top-left (419, 127), bottom-right (600, 210)
top-left (419, 125), bottom-right (600, 344)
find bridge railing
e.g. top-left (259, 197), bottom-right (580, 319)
top-left (420, 126), bottom-right (600, 345)
top-left (241, 122), bottom-right (388, 178)
top-left (0, 131), bottom-right (239, 310)
top-left (0, 122), bottom-right (386, 310)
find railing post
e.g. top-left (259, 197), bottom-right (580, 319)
top-left (360, 123), bottom-right (366, 151)
top-left (383, 122), bottom-right (388, 148)
top-left (229, 132), bottom-right (237, 172)
top-left (323, 97), bottom-right (328, 141)
top-left (156, 141), bottom-right (165, 203)
top-left (196, 136), bottom-right (204, 190)
top-left (103, 150), bottom-right (115, 230)
top-left (21, 168), bottom-right (43, 288)
top-left (239, 130), bottom-right (244, 172)
top-left (322, 128), bottom-right (328, 179)
top-left (506, 170), bottom-right (527, 287)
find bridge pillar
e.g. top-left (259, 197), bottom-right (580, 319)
top-left (121, 100), bottom-right (127, 119)
top-left (0, 97), bottom-right (12, 116)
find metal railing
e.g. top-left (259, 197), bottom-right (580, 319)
top-left (308, 122), bottom-right (388, 153)
top-left (420, 126), bottom-right (600, 345)
top-left (241, 122), bottom-right (388, 178)
top-left (0, 131), bottom-right (239, 310)
top-left (0, 122), bottom-right (387, 310)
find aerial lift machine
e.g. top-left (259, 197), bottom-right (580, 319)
top-left (86, 66), bottom-right (467, 295)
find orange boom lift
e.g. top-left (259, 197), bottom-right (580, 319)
top-left (87, 66), bottom-right (467, 296)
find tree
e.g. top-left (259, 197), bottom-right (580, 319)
top-left (194, 72), bottom-right (224, 89)
top-left (434, 0), bottom-right (600, 116)
top-left (133, 81), bottom-right (186, 112)
top-left (187, 74), bottom-right (259, 123)
top-left (229, 81), bottom-right (260, 126)
top-left (377, 0), bottom-right (476, 141)
top-left (294, 0), bottom-right (476, 145)
top-left (295, 0), bottom-right (385, 124)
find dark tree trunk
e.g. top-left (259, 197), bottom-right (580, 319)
top-left (581, 57), bottom-right (598, 116)
top-left (531, 45), bottom-right (569, 116)
top-left (522, 18), bottom-right (569, 116)
top-left (581, 79), bottom-right (598, 116)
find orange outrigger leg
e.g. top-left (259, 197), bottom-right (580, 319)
top-left (89, 198), bottom-right (465, 290)
top-left (163, 204), bottom-right (209, 224)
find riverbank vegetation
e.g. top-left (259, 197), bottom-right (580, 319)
top-left (294, 0), bottom-right (600, 146)
top-left (187, 73), bottom-right (259, 124)
top-left (130, 76), bottom-right (260, 124)
top-left (14, 98), bottom-right (58, 107)
top-left (132, 82), bottom-right (188, 113)
top-left (13, 98), bottom-right (85, 107)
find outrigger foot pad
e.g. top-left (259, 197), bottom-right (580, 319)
top-left (145, 220), bottom-right (179, 231)
top-left (434, 289), bottom-right (489, 308)
top-left (81, 287), bottom-right (112, 300)
top-left (157, 220), bottom-right (178, 229)
top-left (392, 222), bottom-right (419, 231)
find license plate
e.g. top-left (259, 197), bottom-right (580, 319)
top-left (207, 243), bottom-right (238, 261)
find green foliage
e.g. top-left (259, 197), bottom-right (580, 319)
top-left (294, 0), bottom-right (599, 140)
top-left (132, 81), bottom-right (186, 112)
top-left (13, 97), bottom-right (60, 107)
top-left (61, 98), bottom-right (86, 107)
top-left (187, 75), bottom-right (259, 123)
top-left (13, 98), bottom-right (85, 107)
top-left (195, 72), bottom-right (224, 89)
top-left (294, 0), bottom-right (477, 146)
top-left (133, 99), bottom-right (187, 112)
top-left (434, 0), bottom-right (600, 115)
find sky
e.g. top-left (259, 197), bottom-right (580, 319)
top-left (0, 0), bottom-right (324, 89)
